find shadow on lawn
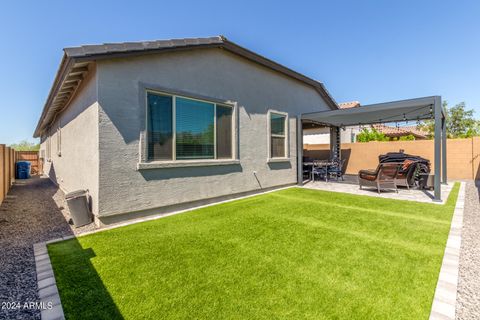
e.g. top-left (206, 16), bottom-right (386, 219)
top-left (38, 165), bottom-right (123, 318)
top-left (49, 237), bottom-right (124, 319)
top-left (1, 175), bottom-right (120, 320)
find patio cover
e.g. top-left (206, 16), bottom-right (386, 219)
top-left (298, 96), bottom-right (447, 201)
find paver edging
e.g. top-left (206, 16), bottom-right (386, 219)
top-left (429, 181), bottom-right (466, 320)
top-left (33, 241), bottom-right (65, 320)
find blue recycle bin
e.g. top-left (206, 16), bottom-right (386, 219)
top-left (16, 161), bottom-right (31, 179)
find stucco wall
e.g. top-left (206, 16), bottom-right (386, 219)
top-left (96, 48), bottom-right (331, 217)
top-left (40, 66), bottom-right (100, 214)
top-left (304, 137), bottom-right (480, 180)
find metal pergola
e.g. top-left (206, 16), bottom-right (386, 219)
top-left (297, 96), bottom-right (447, 201)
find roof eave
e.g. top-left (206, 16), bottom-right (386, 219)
top-left (33, 53), bottom-right (73, 138)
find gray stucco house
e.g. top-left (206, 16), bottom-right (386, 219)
top-left (34, 36), bottom-right (338, 225)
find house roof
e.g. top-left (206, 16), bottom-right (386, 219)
top-left (33, 36), bottom-right (338, 137)
top-left (372, 124), bottom-right (429, 139)
top-left (338, 101), bottom-right (360, 109)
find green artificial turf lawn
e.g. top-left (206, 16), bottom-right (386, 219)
top-left (49, 183), bottom-right (460, 320)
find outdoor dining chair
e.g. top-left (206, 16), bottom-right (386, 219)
top-left (311, 160), bottom-right (328, 181)
top-left (327, 158), bottom-right (345, 181)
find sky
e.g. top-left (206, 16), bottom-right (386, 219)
top-left (0, 0), bottom-right (479, 145)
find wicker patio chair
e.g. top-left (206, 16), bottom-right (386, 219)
top-left (358, 162), bottom-right (402, 193)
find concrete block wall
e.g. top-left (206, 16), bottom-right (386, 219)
top-left (304, 137), bottom-right (480, 180)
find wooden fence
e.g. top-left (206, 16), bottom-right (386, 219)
top-left (304, 137), bottom-right (480, 180)
top-left (16, 151), bottom-right (41, 175)
top-left (0, 144), bottom-right (16, 205)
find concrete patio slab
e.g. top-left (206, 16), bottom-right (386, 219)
top-left (302, 179), bottom-right (454, 204)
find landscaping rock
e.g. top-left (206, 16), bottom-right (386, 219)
top-left (0, 177), bottom-right (96, 320)
top-left (456, 181), bottom-right (480, 320)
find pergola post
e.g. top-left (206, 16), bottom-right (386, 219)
top-left (297, 116), bottom-right (303, 185)
top-left (434, 96), bottom-right (442, 201)
top-left (329, 126), bottom-right (341, 159)
top-left (442, 116), bottom-right (447, 184)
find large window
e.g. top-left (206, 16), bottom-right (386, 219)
top-left (147, 91), bottom-right (234, 161)
top-left (269, 112), bottom-right (288, 158)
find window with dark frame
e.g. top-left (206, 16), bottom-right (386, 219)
top-left (270, 112), bottom-right (287, 158)
top-left (147, 91), bottom-right (233, 161)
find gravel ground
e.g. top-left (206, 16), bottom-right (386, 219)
top-left (456, 181), bottom-right (480, 320)
top-left (0, 176), bottom-right (96, 320)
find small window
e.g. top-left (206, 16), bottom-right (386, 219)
top-left (269, 112), bottom-right (287, 158)
top-left (146, 91), bottom-right (234, 161)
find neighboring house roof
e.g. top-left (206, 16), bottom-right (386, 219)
top-left (372, 124), bottom-right (428, 139)
top-left (400, 125), bottom-right (431, 138)
top-left (338, 101), bottom-right (360, 109)
top-left (34, 36), bottom-right (339, 137)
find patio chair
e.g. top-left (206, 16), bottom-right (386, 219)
top-left (379, 152), bottom-right (431, 188)
top-left (327, 158), bottom-right (345, 181)
top-left (311, 160), bottom-right (328, 181)
top-left (303, 157), bottom-right (314, 180)
top-left (358, 162), bottom-right (402, 193)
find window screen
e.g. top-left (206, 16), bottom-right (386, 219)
top-left (270, 113), bottom-right (286, 158)
top-left (216, 105), bottom-right (233, 159)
